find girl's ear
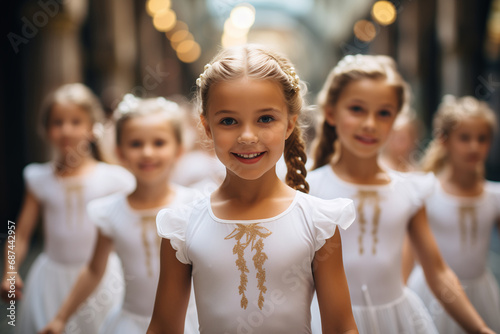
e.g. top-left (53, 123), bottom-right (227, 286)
top-left (285, 114), bottom-right (299, 140)
top-left (200, 115), bottom-right (212, 139)
top-left (324, 105), bottom-right (336, 127)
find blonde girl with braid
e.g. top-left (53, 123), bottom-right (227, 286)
top-left (407, 95), bottom-right (500, 333)
top-left (148, 44), bottom-right (358, 334)
top-left (307, 55), bottom-right (495, 334)
top-left (40, 95), bottom-right (200, 334)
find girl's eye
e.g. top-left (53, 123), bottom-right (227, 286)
top-left (129, 140), bottom-right (142, 148)
top-left (259, 115), bottom-right (274, 123)
top-left (154, 139), bottom-right (166, 147)
top-left (349, 105), bottom-right (363, 112)
top-left (459, 134), bottom-right (470, 142)
top-left (220, 118), bottom-right (237, 126)
top-left (379, 110), bottom-right (393, 118)
top-left (478, 134), bottom-right (489, 143)
top-left (72, 119), bottom-right (82, 125)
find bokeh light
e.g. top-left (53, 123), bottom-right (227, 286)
top-left (354, 20), bottom-right (377, 42)
top-left (146, 0), bottom-right (171, 17)
top-left (153, 9), bottom-right (177, 32)
top-left (372, 1), bottom-right (397, 26)
top-left (177, 41), bottom-right (201, 63)
top-left (229, 4), bottom-right (256, 30)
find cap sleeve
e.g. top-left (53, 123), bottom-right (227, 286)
top-left (87, 196), bottom-right (116, 237)
top-left (311, 197), bottom-right (356, 251)
top-left (23, 163), bottom-right (49, 200)
top-left (156, 204), bottom-right (192, 264)
top-left (401, 172), bottom-right (437, 216)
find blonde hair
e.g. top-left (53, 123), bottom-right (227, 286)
top-left (40, 83), bottom-right (105, 161)
top-left (421, 95), bottom-right (497, 173)
top-left (196, 44), bottom-right (309, 193)
top-left (114, 94), bottom-right (184, 146)
top-left (312, 54), bottom-right (411, 170)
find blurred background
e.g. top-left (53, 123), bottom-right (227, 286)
top-left (1, 0), bottom-right (500, 331)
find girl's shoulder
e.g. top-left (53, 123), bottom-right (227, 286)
top-left (23, 162), bottom-right (53, 181)
top-left (93, 162), bottom-right (136, 193)
top-left (297, 192), bottom-right (356, 231)
top-left (87, 192), bottom-right (128, 236)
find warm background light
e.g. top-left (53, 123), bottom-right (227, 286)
top-left (354, 20), bottom-right (377, 42)
top-left (153, 9), bottom-right (177, 32)
top-left (372, 1), bottom-right (397, 26)
top-left (146, 0), bottom-right (171, 17)
top-left (229, 4), bottom-right (255, 30)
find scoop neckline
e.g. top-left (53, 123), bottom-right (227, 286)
top-left (436, 180), bottom-right (485, 204)
top-left (324, 164), bottom-right (394, 190)
top-left (208, 190), bottom-right (301, 224)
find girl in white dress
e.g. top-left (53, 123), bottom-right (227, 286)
top-left (1, 83), bottom-right (134, 333)
top-left (148, 44), bottom-right (359, 334)
top-left (308, 55), bottom-right (495, 334)
top-left (408, 95), bottom-right (500, 333)
top-left (40, 95), bottom-right (200, 334)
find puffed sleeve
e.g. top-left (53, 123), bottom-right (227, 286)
top-left (310, 197), bottom-right (356, 251)
top-left (22, 163), bottom-right (47, 200)
top-left (87, 195), bottom-right (117, 237)
top-left (156, 204), bottom-right (192, 264)
top-left (105, 164), bottom-right (136, 194)
top-left (397, 171), bottom-right (437, 217)
top-left (485, 181), bottom-right (500, 219)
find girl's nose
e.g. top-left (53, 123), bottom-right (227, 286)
top-left (362, 114), bottom-right (377, 131)
top-left (142, 144), bottom-right (154, 156)
top-left (237, 125), bottom-right (258, 144)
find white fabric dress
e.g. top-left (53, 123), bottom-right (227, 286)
top-left (308, 165), bottom-right (438, 334)
top-left (16, 162), bottom-right (135, 334)
top-left (88, 185), bottom-right (200, 334)
top-left (408, 180), bottom-right (500, 333)
top-left (156, 191), bottom-right (355, 334)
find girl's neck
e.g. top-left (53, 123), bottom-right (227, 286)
top-left (128, 180), bottom-right (174, 210)
top-left (217, 168), bottom-right (292, 204)
top-left (332, 152), bottom-right (390, 185)
top-left (54, 153), bottom-right (97, 177)
top-left (439, 165), bottom-right (483, 196)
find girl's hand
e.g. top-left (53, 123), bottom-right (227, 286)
top-left (0, 273), bottom-right (23, 302)
top-left (38, 318), bottom-right (66, 334)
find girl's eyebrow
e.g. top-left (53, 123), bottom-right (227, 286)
top-left (214, 108), bottom-right (282, 116)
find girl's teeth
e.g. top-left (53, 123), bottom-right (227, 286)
top-left (237, 153), bottom-right (260, 158)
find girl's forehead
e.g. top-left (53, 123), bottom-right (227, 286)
top-left (454, 116), bottom-right (492, 132)
top-left (50, 102), bottom-right (89, 118)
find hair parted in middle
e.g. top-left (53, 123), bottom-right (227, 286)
top-left (312, 54), bottom-right (411, 170)
top-left (195, 44), bottom-right (309, 193)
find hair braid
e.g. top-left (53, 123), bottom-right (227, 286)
top-left (312, 121), bottom-right (338, 170)
top-left (284, 126), bottom-right (309, 193)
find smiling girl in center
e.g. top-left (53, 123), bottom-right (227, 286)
top-left (148, 44), bottom-right (359, 334)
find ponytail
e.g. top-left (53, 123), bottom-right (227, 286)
top-left (284, 126), bottom-right (309, 193)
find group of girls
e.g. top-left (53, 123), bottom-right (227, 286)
top-left (2, 43), bottom-right (499, 334)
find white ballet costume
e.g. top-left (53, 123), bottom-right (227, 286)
top-left (157, 191), bottom-right (355, 334)
top-left (16, 162), bottom-right (135, 334)
top-left (408, 180), bottom-right (500, 333)
top-left (308, 165), bottom-right (438, 334)
top-left (87, 185), bottom-right (201, 334)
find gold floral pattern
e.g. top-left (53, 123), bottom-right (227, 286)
top-left (141, 215), bottom-right (161, 277)
top-left (458, 206), bottom-right (477, 247)
top-left (355, 190), bottom-right (381, 255)
top-left (225, 223), bottom-right (272, 310)
top-left (65, 183), bottom-right (84, 227)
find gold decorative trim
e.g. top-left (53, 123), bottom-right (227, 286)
top-left (458, 206), bottom-right (477, 247)
top-left (355, 190), bottom-right (381, 255)
top-left (65, 183), bottom-right (84, 227)
top-left (225, 223), bottom-right (272, 310)
top-left (141, 215), bottom-right (160, 277)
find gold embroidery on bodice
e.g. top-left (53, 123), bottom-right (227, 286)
top-left (355, 190), bottom-right (381, 255)
top-left (65, 183), bottom-right (84, 227)
top-left (458, 206), bottom-right (477, 247)
top-left (141, 215), bottom-right (161, 277)
top-left (225, 223), bottom-right (272, 310)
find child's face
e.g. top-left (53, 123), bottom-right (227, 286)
top-left (47, 102), bottom-right (94, 156)
top-left (325, 78), bottom-right (399, 160)
top-left (202, 77), bottom-right (297, 181)
top-left (117, 113), bottom-right (182, 184)
top-left (444, 117), bottom-right (492, 172)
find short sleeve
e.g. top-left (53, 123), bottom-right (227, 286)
top-left (23, 163), bottom-right (48, 200)
top-left (395, 171), bottom-right (437, 216)
top-left (103, 164), bottom-right (136, 194)
top-left (87, 196), bottom-right (117, 237)
top-left (156, 204), bottom-right (193, 264)
top-left (485, 181), bottom-right (500, 219)
top-left (310, 197), bottom-right (356, 251)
